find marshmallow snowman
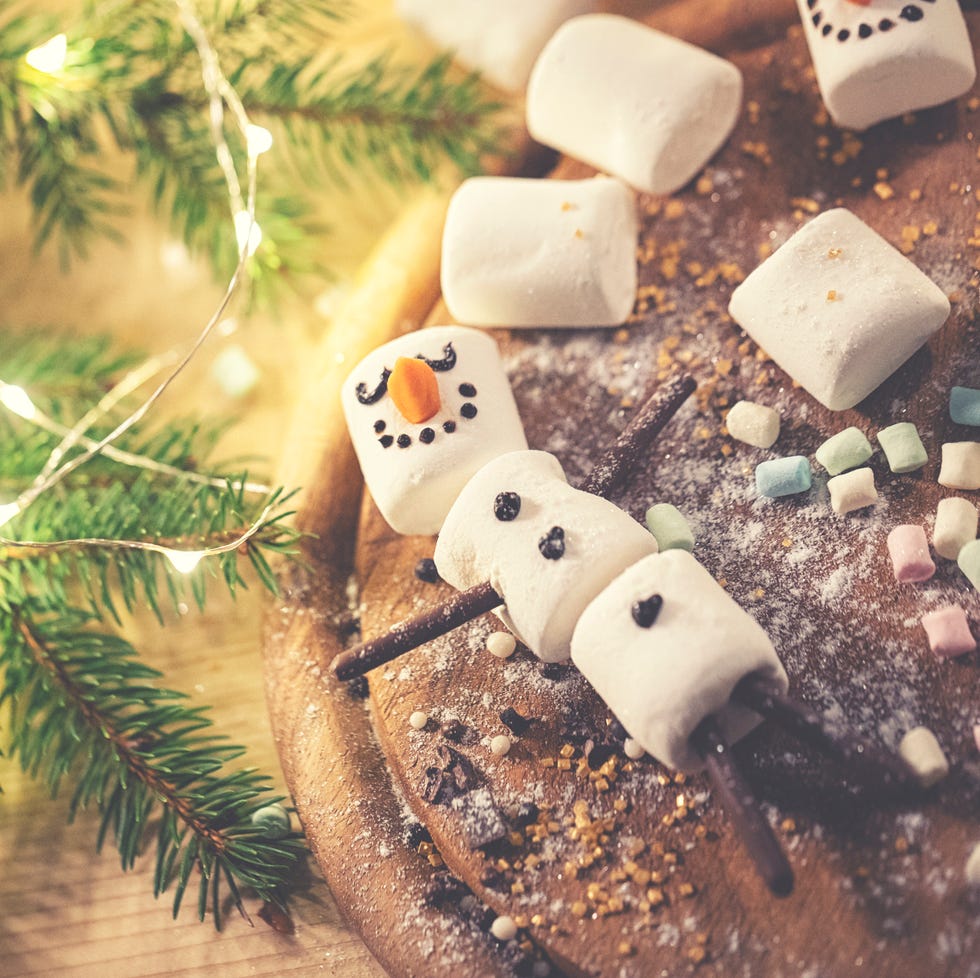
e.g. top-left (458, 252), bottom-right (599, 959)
top-left (795, 0), bottom-right (976, 130)
top-left (341, 327), bottom-right (527, 536)
top-left (572, 550), bottom-right (788, 772)
top-left (434, 450), bottom-right (658, 662)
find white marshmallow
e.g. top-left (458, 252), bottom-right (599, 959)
top-left (938, 442), bottom-right (980, 491)
top-left (434, 450), bottom-right (657, 663)
top-left (898, 725), bottom-right (949, 788)
top-left (342, 326), bottom-right (527, 536)
top-left (827, 467), bottom-right (877, 515)
top-left (441, 176), bottom-right (637, 328)
top-left (725, 400), bottom-right (781, 449)
top-left (729, 209), bottom-right (950, 411)
top-left (934, 497), bottom-right (978, 560)
top-left (396, 0), bottom-right (593, 93)
top-left (795, 0), bottom-right (976, 131)
top-left (571, 550), bottom-right (788, 773)
top-left (526, 14), bottom-right (742, 195)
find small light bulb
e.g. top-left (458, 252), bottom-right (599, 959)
top-left (0, 501), bottom-right (21, 530)
top-left (0, 384), bottom-right (37, 420)
top-left (164, 549), bottom-right (206, 574)
top-left (25, 33), bottom-right (68, 74)
top-left (246, 124), bottom-right (273, 157)
top-left (233, 211), bottom-right (262, 256)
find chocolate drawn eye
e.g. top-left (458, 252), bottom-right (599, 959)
top-left (415, 342), bottom-right (457, 372)
top-left (538, 526), bottom-right (565, 560)
top-left (494, 492), bottom-right (521, 522)
top-left (631, 594), bottom-right (664, 628)
top-left (356, 368), bottom-right (391, 405)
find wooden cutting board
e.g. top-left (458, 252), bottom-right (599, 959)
top-left (265, 7), bottom-right (980, 978)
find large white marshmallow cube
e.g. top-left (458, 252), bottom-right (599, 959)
top-left (571, 550), bottom-right (788, 773)
top-left (434, 450), bottom-right (657, 662)
top-left (342, 327), bottom-right (527, 536)
top-left (796, 0), bottom-right (976, 131)
top-left (442, 176), bottom-right (638, 329)
top-left (396, 0), bottom-right (593, 93)
top-left (729, 208), bottom-right (950, 411)
top-left (526, 14), bottom-right (742, 195)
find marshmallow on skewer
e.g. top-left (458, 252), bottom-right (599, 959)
top-left (434, 450), bottom-right (657, 662)
top-left (441, 176), bottom-right (638, 329)
top-left (526, 14), bottom-right (742, 195)
top-left (795, 0), bottom-right (976, 131)
top-left (342, 327), bottom-right (527, 536)
top-left (571, 549), bottom-right (788, 773)
top-left (395, 0), bottom-right (593, 93)
top-left (729, 208), bottom-right (950, 411)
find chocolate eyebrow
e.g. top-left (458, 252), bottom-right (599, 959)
top-left (416, 342), bottom-right (457, 372)
top-left (355, 368), bottom-right (391, 405)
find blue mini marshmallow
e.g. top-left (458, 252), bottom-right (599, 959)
top-left (755, 456), bottom-right (812, 498)
top-left (951, 386), bottom-right (980, 426)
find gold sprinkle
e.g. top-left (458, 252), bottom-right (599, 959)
top-left (664, 200), bottom-right (685, 220)
top-left (678, 882), bottom-right (697, 898)
top-left (617, 942), bottom-right (635, 957)
top-left (695, 175), bottom-right (714, 196)
top-left (646, 888), bottom-right (665, 907)
top-left (826, 289), bottom-right (839, 302)
top-left (922, 220), bottom-right (938, 236)
top-left (513, 914), bottom-right (529, 929)
top-left (570, 901), bottom-right (588, 918)
top-left (895, 836), bottom-right (910, 854)
top-left (676, 794), bottom-right (687, 809)
top-left (530, 914), bottom-right (544, 927)
top-left (781, 817), bottom-right (798, 834)
top-left (827, 247), bottom-right (842, 259)
top-left (561, 201), bottom-right (574, 211)
top-left (909, 188), bottom-right (923, 202)
top-left (873, 181), bottom-right (895, 200)
top-left (511, 881), bottom-right (525, 895)
top-left (574, 228), bottom-right (584, 239)
top-left (781, 537), bottom-right (793, 548)
top-left (559, 743), bottom-right (576, 759)
top-left (688, 946), bottom-right (708, 965)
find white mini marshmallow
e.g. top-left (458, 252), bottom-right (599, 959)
top-left (396, 0), bottom-right (593, 93)
top-left (342, 327), bottom-right (527, 536)
top-left (434, 450), bottom-right (657, 662)
top-left (828, 467), bottom-right (877, 515)
top-left (795, 0), bottom-right (976, 131)
top-left (729, 209), bottom-right (950, 411)
top-left (725, 400), bottom-right (781, 449)
top-left (571, 550), bottom-right (788, 773)
top-left (938, 442), bottom-right (980, 491)
top-left (898, 725), bottom-right (949, 788)
top-left (526, 14), bottom-right (742, 194)
top-left (934, 497), bottom-right (978, 560)
top-left (442, 176), bottom-right (637, 328)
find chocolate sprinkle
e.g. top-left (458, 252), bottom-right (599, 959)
top-left (631, 593), bottom-right (664, 628)
top-left (458, 382), bottom-right (477, 397)
top-left (443, 420), bottom-right (456, 433)
top-left (373, 419), bottom-right (386, 433)
top-left (499, 707), bottom-right (532, 735)
top-left (460, 402), bottom-right (478, 419)
top-left (414, 557), bottom-right (441, 584)
top-left (493, 491), bottom-right (522, 522)
top-left (379, 434), bottom-right (394, 449)
top-left (538, 525), bottom-right (566, 560)
top-left (396, 434), bottom-right (411, 448)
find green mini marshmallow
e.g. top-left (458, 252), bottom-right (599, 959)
top-left (877, 422), bottom-right (928, 473)
top-left (958, 538), bottom-right (980, 591)
top-left (645, 503), bottom-right (695, 552)
top-left (815, 426), bottom-right (873, 476)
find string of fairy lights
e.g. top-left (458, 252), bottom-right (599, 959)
top-left (1, 0), bottom-right (277, 574)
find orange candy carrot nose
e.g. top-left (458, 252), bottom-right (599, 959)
top-left (387, 357), bottom-right (441, 423)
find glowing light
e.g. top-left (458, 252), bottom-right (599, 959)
top-left (246, 124), bottom-right (274, 157)
top-left (25, 34), bottom-right (68, 74)
top-left (234, 210), bottom-right (263, 256)
top-left (0, 501), bottom-right (21, 530)
top-left (0, 384), bottom-right (37, 420)
top-left (164, 548), bottom-right (206, 574)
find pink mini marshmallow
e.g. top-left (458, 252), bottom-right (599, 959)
top-left (921, 605), bottom-right (976, 659)
top-left (887, 524), bottom-right (936, 583)
top-left (974, 723), bottom-right (980, 754)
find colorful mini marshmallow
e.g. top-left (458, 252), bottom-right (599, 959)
top-left (828, 467), bottom-right (877, 515)
top-left (951, 386), bottom-right (980, 426)
top-left (571, 550), bottom-right (788, 772)
top-left (342, 327), bottom-right (527, 536)
top-left (441, 176), bottom-right (637, 328)
top-left (795, 0), bottom-right (976, 130)
top-left (957, 539), bottom-right (980, 591)
top-left (729, 208), bottom-right (950, 411)
top-left (815, 426), bottom-right (873, 476)
top-left (725, 400), bottom-right (781, 449)
top-left (645, 503), bottom-right (695, 553)
top-left (526, 14), bottom-right (742, 194)
top-left (395, 0), bottom-right (593, 93)
top-left (934, 497), bottom-right (978, 560)
top-left (921, 605), bottom-right (976, 659)
top-left (877, 421), bottom-right (928, 474)
top-left (434, 450), bottom-right (657, 662)
top-left (898, 726), bottom-right (949, 788)
top-left (938, 442), bottom-right (980, 490)
top-left (886, 524), bottom-right (935, 583)
top-left (756, 456), bottom-right (812, 498)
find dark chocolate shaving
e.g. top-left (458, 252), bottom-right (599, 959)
top-left (513, 801), bottom-right (539, 827)
top-left (405, 821), bottom-right (432, 849)
top-left (584, 739), bottom-right (616, 771)
top-left (499, 707), bottom-right (532, 736)
top-left (422, 744), bottom-right (479, 805)
top-left (355, 368), bottom-right (391, 405)
top-left (414, 557), bottom-right (441, 584)
top-left (441, 719), bottom-right (466, 743)
top-left (416, 341), bottom-right (457, 372)
top-left (345, 675), bottom-right (369, 700)
top-left (451, 786), bottom-right (508, 848)
top-left (423, 871), bottom-right (469, 908)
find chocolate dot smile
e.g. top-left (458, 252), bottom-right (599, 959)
top-left (807, 0), bottom-right (934, 43)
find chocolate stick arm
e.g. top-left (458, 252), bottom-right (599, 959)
top-left (333, 581), bottom-right (503, 680)
top-left (690, 717), bottom-right (794, 897)
top-left (580, 373), bottom-right (697, 498)
top-left (733, 674), bottom-right (919, 794)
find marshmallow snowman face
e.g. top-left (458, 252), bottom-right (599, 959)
top-left (434, 450), bottom-right (658, 663)
top-left (571, 550), bottom-right (788, 773)
top-left (796, 0), bottom-right (976, 130)
top-left (342, 327), bottom-right (527, 536)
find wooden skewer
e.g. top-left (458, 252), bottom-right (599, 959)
top-left (690, 717), bottom-right (794, 897)
top-left (732, 674), bottom-right (920, 794)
